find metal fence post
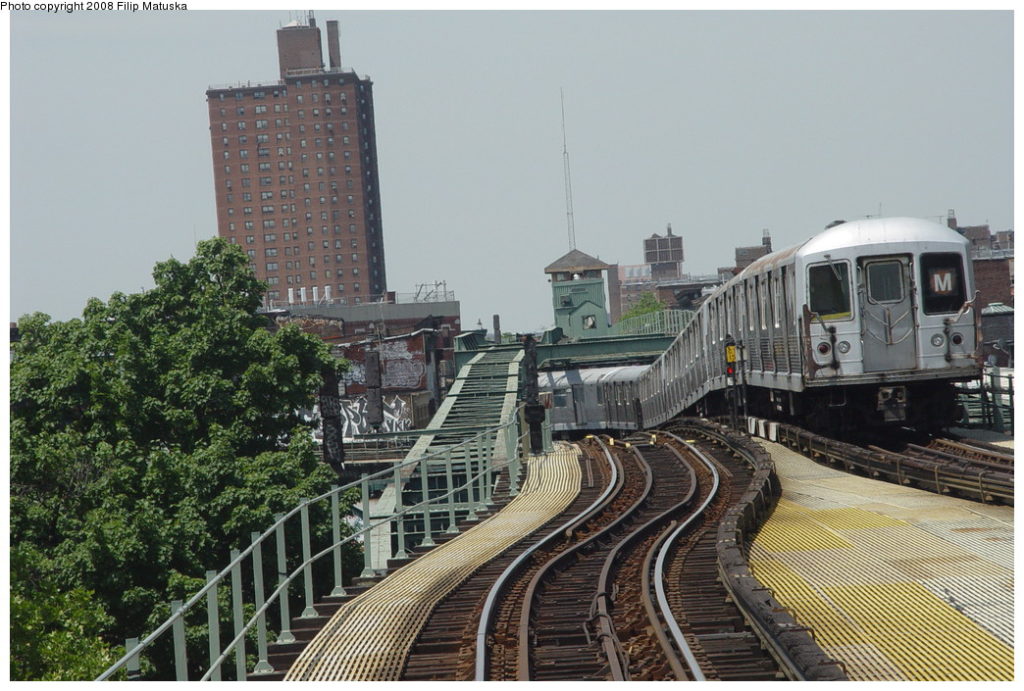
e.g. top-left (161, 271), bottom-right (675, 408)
top-left (394, 462), bottom-right (409, 559)
top-left (274, 513), bottom-right (295, 644)
top-left (420, 455), bottom-right (435, 548)
top-left (465, 441), bottom-right (480, 522)
top-left (299, 500), bottom-right (319, 618)
top-left (445, 447), bottom-right (459, 534)
top-left (330, 486), bottom-right (347, 597)
top-left (482, 434), bottom-right (494, 506)
top-left (125, 637), bottom-right (141, 681)
top-left (360, 474), bottom-right (375, 577)
top-left (476, 437), bottom-right (489, 513)
top-left (205, 571), bottom-right (222, 681)
top-left (230, 549), bottom-right (247, 681)
top-left (250, 532), bottom-right (274, 674)
top-left (171, 600), bottom-right (187, 681)
top-left (1008, 373), bottom-right (1014, 423)
top-left (507, 423), bottom-right (520, 497)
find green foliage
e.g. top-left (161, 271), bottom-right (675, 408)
top-left (620, 291), bottom-right (668, 321)
top-left (10, 238), bottom-right (351, 680)
top-left (10, 545), bottom-right (120, 681)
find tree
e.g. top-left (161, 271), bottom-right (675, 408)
top-left (10, 238), bottom-right (352, 680)
top-left (620, 291), bottom-right (668, 322)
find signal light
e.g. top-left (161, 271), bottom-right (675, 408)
top-left (726, 364), bottom-right (735, 376)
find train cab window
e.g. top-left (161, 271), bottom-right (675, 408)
top-left (808, 262), bottom-right (851, 319)
top-left (920, 253), bottom-right (966, 314)
top-left (552, 389), bottom-right (569, 408)
top-left (865, 261), bottom-right (903, 303)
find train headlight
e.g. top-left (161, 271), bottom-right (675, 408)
top-left (837, 341), bottom-right (851, 354)
top-left (817, 342), bottom-right (831, 356)
top-left (951, 332), bottom-right (964, 346)
top-left (931, 334), bottom-right (945, 347)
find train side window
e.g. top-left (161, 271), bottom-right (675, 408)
top-left (552, 389), bottom-right (569, 408)
top-left (773, 273), bottom-right (783, 328)
top-left (920, 253), bottom-right (966, 314)
top-left (759, 277), bottom-right (768, 329)
top-left (749, 282), bottom-right (757, 333)
top-left (808, 262), bottom-right (851, 319)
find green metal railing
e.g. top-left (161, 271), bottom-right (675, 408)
top-left (96, 407), bottom-right (539, 681)
top-left (613, 308), bottom-right (694, 336)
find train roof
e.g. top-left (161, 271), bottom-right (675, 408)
top-left (539, 365), bottom-right (649, 388)
top-left (734, 217), bottom-right (968, 281)
top-left (799, 217), bottom-right (969, 256)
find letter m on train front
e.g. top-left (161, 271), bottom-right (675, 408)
top-left (929, 268), bottom-right (955, 295)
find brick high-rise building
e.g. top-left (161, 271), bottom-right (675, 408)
top-left (206, 14), bottom-right (386, 308)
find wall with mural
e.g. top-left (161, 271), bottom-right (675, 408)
top-left (341, 335), bottom-right (429, 394)
top-left (338, 394), bottom-right (412, 437)
top-left (308, 393), bottom-right (417, 441)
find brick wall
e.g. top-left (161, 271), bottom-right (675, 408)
top-left (972, 257), bottom-right (1013, 307)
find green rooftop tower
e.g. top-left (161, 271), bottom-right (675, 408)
top-left (545, 248), bottom-right (612, 339)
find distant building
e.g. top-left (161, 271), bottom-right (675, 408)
top-left (644, 224), bottom-right (684, 280)
top-left (275, 293), bottom-right (462, 436)
top-left (946, 210), bottom-right (1014, 308)
top-left (617, 224), bottom-right (687, 318)
top-left (732, 229), bottom-right (773, 273)
top-left (206, 13), bottom-right (387, 309)
top-left (545, 248), bottom-right (614, 339)
top-left (271, 291), bottom-right (461, 344)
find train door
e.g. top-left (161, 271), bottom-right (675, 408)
top-left (858, 255), bottom-right (917, 372)
top-left (572, 383), bottom-right (587, 426)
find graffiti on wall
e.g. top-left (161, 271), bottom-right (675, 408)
top-left (339, 395), bottom-right (411, 437)
top-left (341, 339), bottom-right (426, 392)
top-left (307, 394), bottom-right (412, 440)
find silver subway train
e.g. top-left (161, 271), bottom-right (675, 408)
top-left (542, 218), bottom-right (981, 435)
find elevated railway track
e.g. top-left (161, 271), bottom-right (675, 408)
top-left (95, 338), bottom-right (1012, 683)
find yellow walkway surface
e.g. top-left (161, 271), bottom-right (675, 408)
top-left (749, 440), bottom-right (1013, 681)
top-left (285, 442), bottom-right (583, 681)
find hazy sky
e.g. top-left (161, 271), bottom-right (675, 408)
top-left (7, 7), bottom-right (1013, 332)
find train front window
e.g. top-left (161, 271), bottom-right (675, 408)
top-left (865, 261), bottom-right (904, 303)
top-left (808, 262), bottom-right (851, 319)
top-left (920, 253), bottom-right (966, 314)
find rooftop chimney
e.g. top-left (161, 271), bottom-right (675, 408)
top-left (326, 20), bottom-right (341, 69)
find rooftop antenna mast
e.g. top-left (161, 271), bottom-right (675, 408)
top-left (561, 88), bottom-right (577, 250)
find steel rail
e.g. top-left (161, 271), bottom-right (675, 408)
top-left (514, 434), bottom-right (637, 680)
top-left (650, 431), bottom-right (721, 682)
top-left (667, 420), bottom-right (831, 681)
top-left (473, 438), bottom-right (619, 681)
top-left (593, 438), bottom-right (697, 680)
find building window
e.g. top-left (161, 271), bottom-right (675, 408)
top-left (265, 248), bottom-right (278, 257)
top-left (266, 262), bottom-right (278, 271)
